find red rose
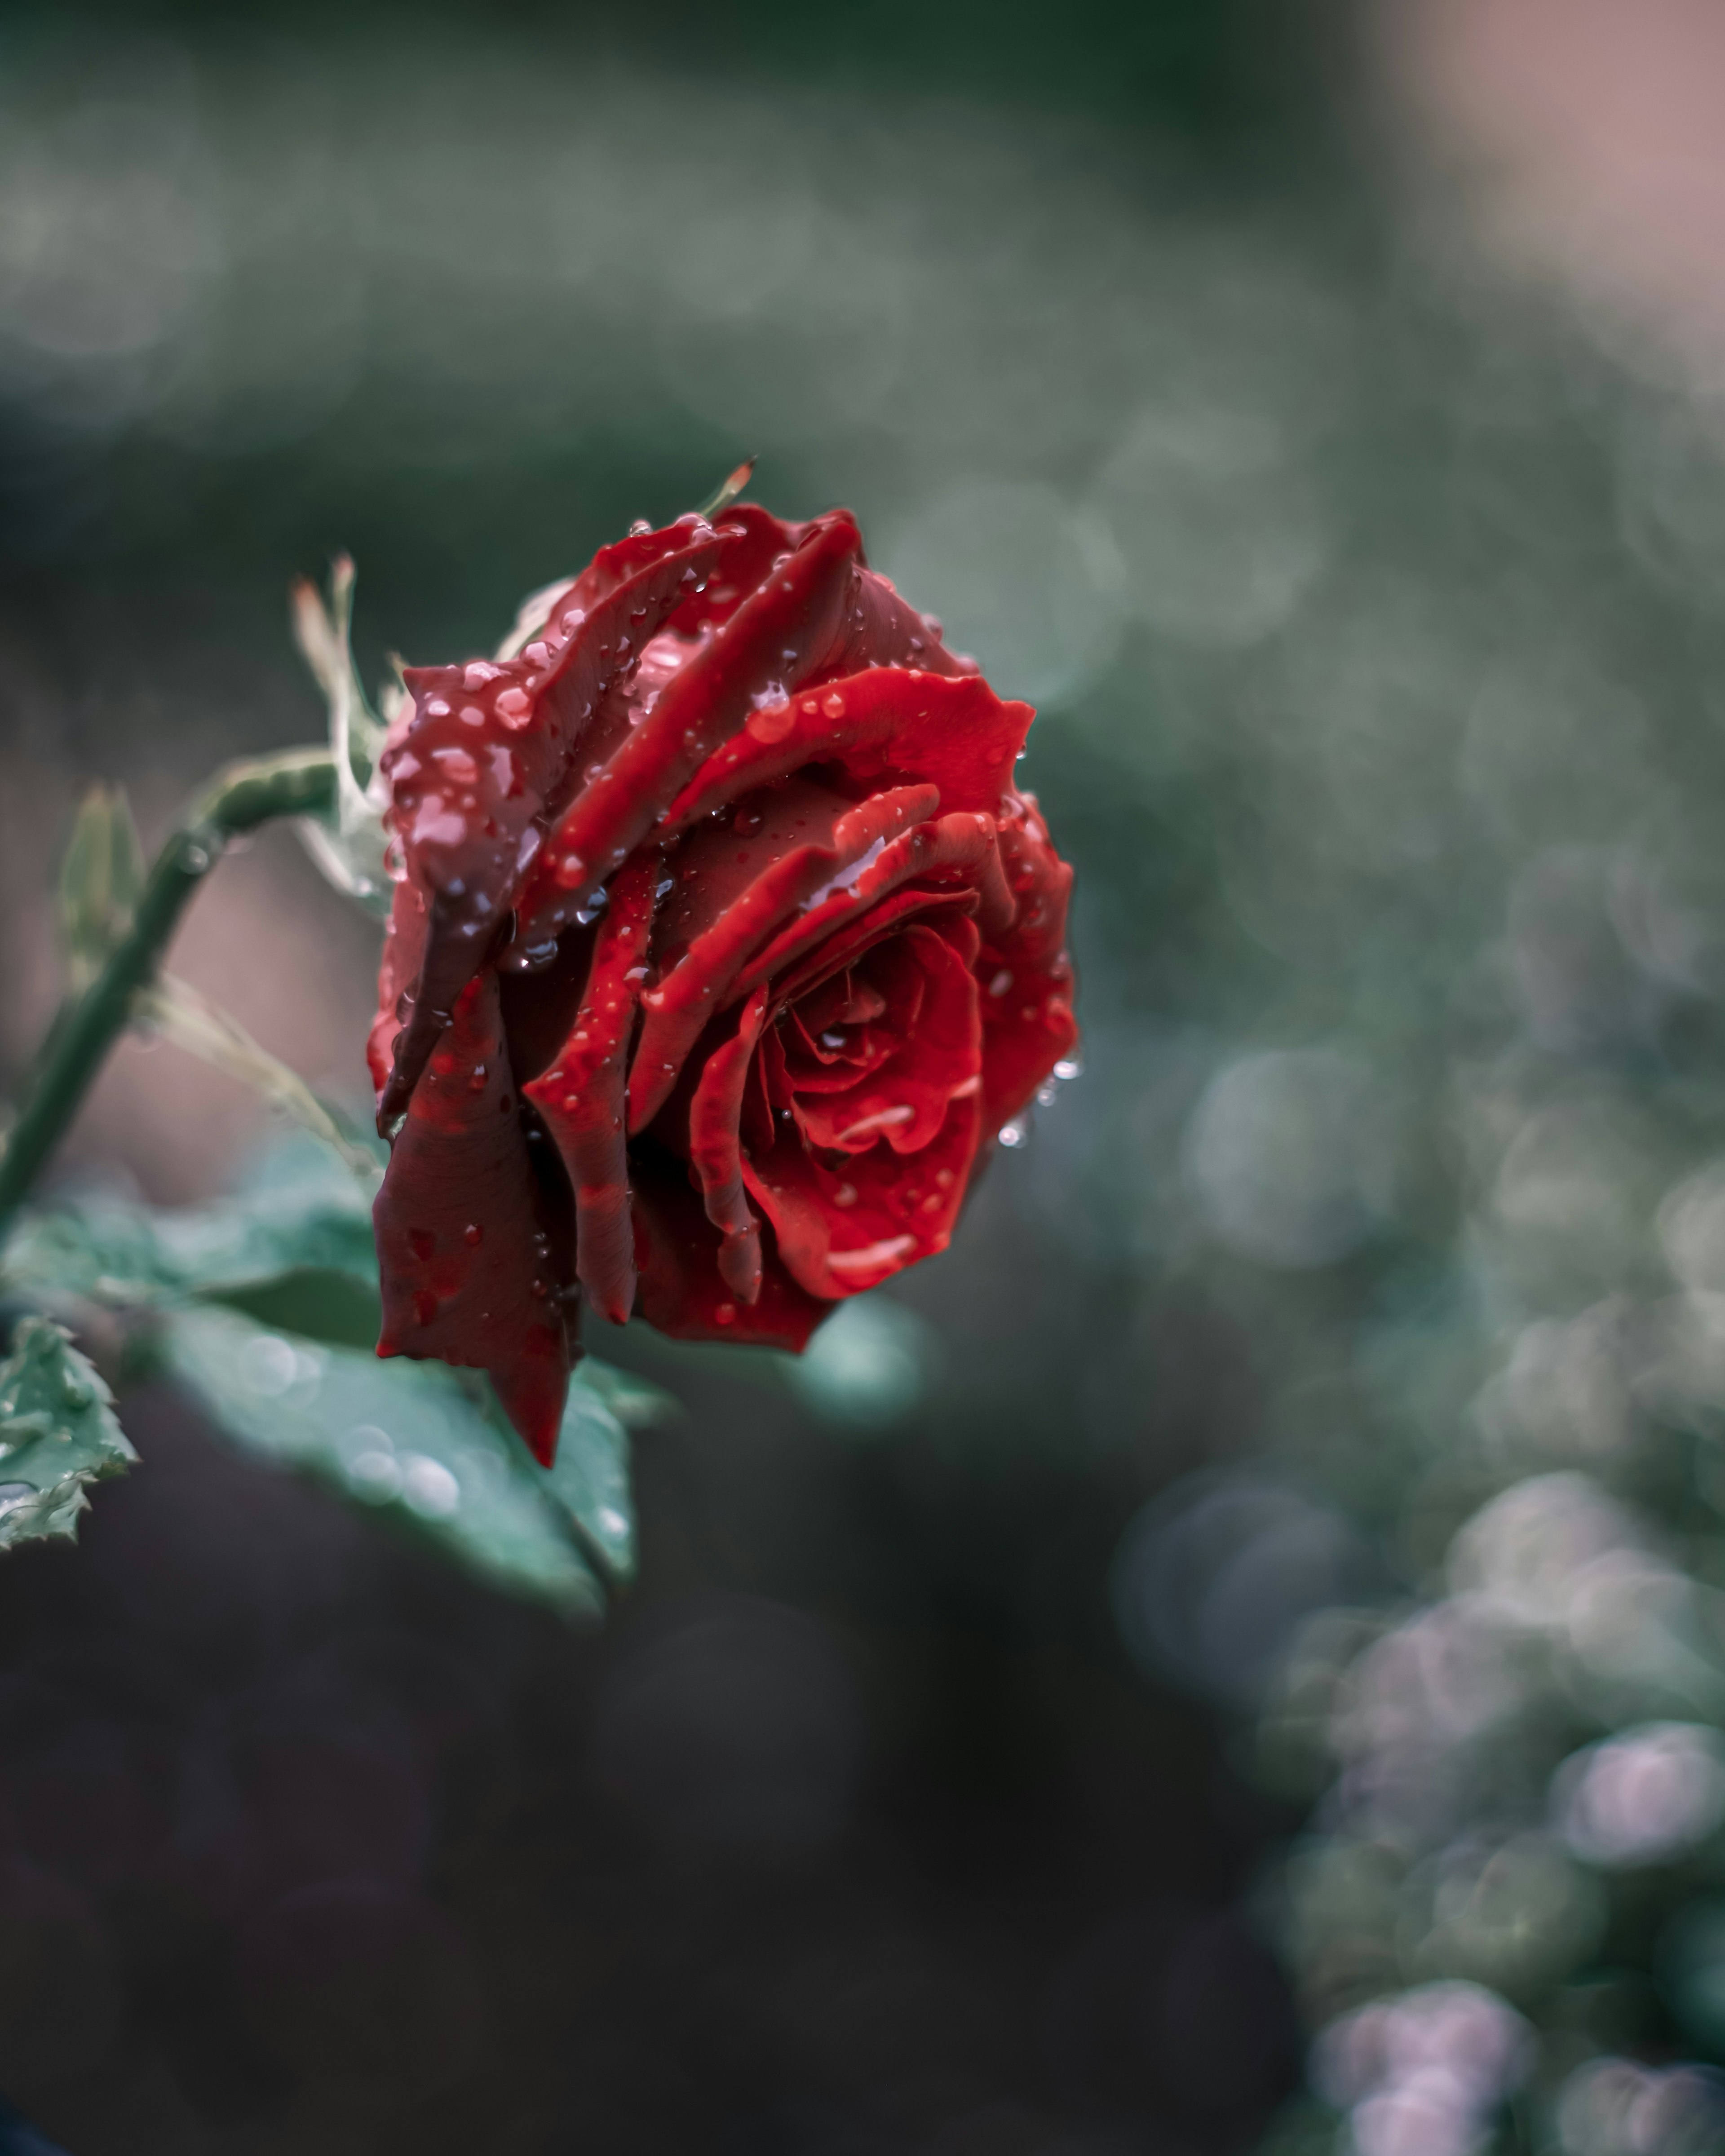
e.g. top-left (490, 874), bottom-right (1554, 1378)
top-left (368, 497), bottom-right (1076, 1462)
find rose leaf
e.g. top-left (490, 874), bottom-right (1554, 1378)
top-left (0, 1317), bottom-right (138, 1549)
top-left (162, 1303), bottom-right (609, 1616)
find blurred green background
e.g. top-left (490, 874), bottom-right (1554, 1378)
top-left (9, 0), bottom-right (1725, 2151)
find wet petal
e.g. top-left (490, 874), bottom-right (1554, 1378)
top-left (734, 810), bottom-right (1002, 1007)
top-left (522, 855), bottom-right (659, 1325)
top-left (663, 667), bottom-right (1029, 836)
top-left (687, 986), bottom-right (771, 1303)
top-left (976, 800), bottom-right (1078, 1132)
top-left (517, 511), bottom-right (865, 941)
top-left (628, 783), bottom-right (941, 1133)
top-left (788, 923), bottom-right (982, 1158)
top-left (374, 972), bottom-right (571, 1463)
top-left (630, 1144), bottom-right (828, 1348)
top-left (745, 1083), bottom-right (985, 1300)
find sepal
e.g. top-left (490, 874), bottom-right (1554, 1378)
top-left (289, 554), bottom-right (394, 917)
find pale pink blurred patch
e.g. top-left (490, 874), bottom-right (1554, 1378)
top-left (1375, 0), bottom-right (1725, 376)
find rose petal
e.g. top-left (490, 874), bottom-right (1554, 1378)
top-left (744, 1085), bottom-right (985, 1300)
top-left (374, 972), bottom-right (571, 1464)
top-left (627, 782), bottom-right (941, 1133)
top-left (732, 810), bottom-right (1002, 1009)
top-left (786, 923), bottom-right (981, 1158)
top-left (687, 985), bottom-right (771, 1303)
top-left (517, 511), bottom-right (865, 939)
top-left (368, 873), bottom-right (428, 1098)
top-left (663, 667), bottom-right (1030, 836)
top-left (522, 855), bottom-right (660, 1325)
top-left (977, 801), bottom-right (1079, 1131)
top-left (630, 1144), bottom-right (828, 1348)
top-left (379, 526), bottom-right (722, 1122)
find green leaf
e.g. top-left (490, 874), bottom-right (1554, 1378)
top-left (161, 1303), bottom-right (609, 1614)
top-left (540, 1369), bottom-right (636, 1582)
top-left (0, 1317), bottom-right (138, 1548)
top-left (2, 1142), bottom-right (380, 1316)
top-left (57, 784), bottom-right (145, 994)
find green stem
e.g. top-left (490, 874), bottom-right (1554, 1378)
top-left (0, 747), bottom-right (337, 1237)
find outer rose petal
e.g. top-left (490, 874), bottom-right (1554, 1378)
top-left (369, 871), bottom-right (427, 1098)
top-left (374, 972), bottom-right (570, 1463)
top-left (378, 524), bottom-right (723, 1122)
top-left (517, 512), bottom-right (865, 940)
top-left (977, 798), bottom-right (1078, 1131)
top-left (664, 667), bottom-right (1031, 834)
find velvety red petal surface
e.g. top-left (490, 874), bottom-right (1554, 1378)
top-left (629, 1147), bottom-right (828, 1349)
top-left (373, 973), bottom-right (570, 1463)
top-left (368, 496), bottom-right (1077, 1446)
top-left (522, 856), bottom-right (659, 1325)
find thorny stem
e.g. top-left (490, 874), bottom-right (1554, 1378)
top-left (0, 747), bottom-right (337, 1238)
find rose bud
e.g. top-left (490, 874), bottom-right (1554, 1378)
top-left (368, 497), bottom-right (1077, 1464)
